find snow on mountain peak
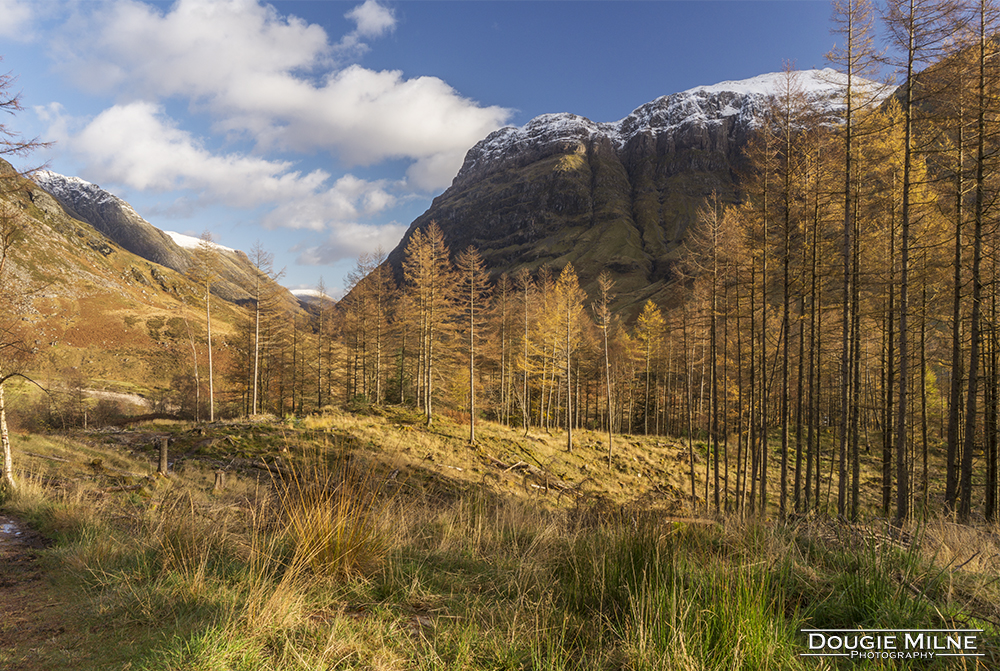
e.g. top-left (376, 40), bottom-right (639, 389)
top-left (33, 169), bottom-right (141, 218)
top-left (683, 68), bottom-right (848, 98)
top-left (455, 68), bottom-right (881, 187)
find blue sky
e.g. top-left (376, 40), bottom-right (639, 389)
top-left (0, 0), bottom-right (835, 295)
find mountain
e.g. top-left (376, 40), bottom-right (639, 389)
top-left (0, 159), bottom-right (233, 396)
top-left (33, 171), bottom-right (279, 306)
top-left (0, 160), bottom-right (304, 402)
top-left (385, 69), bottom-right (855, 311)
top-left (32, 171), bottom-right (191, 273)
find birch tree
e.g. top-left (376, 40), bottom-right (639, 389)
top-left (0, 202), bottom-right (29, 490)
top-left (0, 61), bottom-right (50, 490)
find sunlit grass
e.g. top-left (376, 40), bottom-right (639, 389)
top-left (0, 417), bottom-right (997, 670)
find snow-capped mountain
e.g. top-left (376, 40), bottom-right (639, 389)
top-left (32, 170), bottom-right (290, 307)
top-left (34, 170), bottom-right (192, 273)
top-left (383, 69), bottom-right (873, 311)
top-left (454, 68), bottom-right (867, 189)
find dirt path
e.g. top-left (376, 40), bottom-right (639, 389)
top-left (0, 515), bottom-right (65, 671)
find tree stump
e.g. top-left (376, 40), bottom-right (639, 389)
top-left (213, 470), bottom-right (226, 492)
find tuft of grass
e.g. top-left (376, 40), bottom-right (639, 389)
top-left (275, 453), bottom-right (397, 580)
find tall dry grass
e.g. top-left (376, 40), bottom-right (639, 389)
top-left (4, 424), bottom-right (999, 670)
top-left (274, 454), bottom-right (396, 579)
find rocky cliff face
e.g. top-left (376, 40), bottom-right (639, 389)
top-left (386, 69), bottom-right (852, 310)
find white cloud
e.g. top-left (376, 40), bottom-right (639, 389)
top-left (346, 0), bottom-right (395, 38)
top-left (297, 222), bottom-right (408, 265)
top-left (407, 149), bottom-right (469, 192)
top-left (62, 102), bottom-right (327, 207)
top-left (53, 0), bottom-right (330, 99)
top-left (49, 102), bottom-right (396, 234)
top-left (52, 0), bottom-right (511, 190)
top-left (0, 0), bottom-right (34, 40)
top-left (262, 175), bottom-right (396, 231)
top-left (336, 0), bottom-right (396, 55)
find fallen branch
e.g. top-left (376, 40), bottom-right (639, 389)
top-left (24, 452), bottom-right (72, 463)
top-left (102, 483), bottom-right (145, 493)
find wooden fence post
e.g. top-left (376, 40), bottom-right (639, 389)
top-left (157, 437), bottom-right (169, 476)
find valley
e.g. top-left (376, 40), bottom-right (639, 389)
top-left (3, 3), bottom-right (1000, 666)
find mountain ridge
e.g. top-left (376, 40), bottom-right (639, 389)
top-left (384, 68), bottom-right (867, 311)
top-left (32, 170), bottom-right (284, 307)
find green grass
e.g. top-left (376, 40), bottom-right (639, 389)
top-left (1, 415), bottom-right (998, 670)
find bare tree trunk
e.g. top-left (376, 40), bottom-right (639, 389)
top-left (566, 307), bottom-right (573, 452)
top-left (0, 380), bottom-right (15, 491)
top-left (685, 302), bottom-right (697, 507)
top-left (850, 185), bottom-right (863, 520)
top-left (253, 273), bottom-right (260, 415)
top-left (748, 262), bottom-right (759, 516)
top-left (207, 286), bottom-right (214, 422)
top-left (987, 247), bottom-right (999, 521)
top-left (523, 278), bottom-right (531, 436)
top-left (946, 115), bottom-right (965, 510)
top-left (920, 274), bottom-right (930, 513)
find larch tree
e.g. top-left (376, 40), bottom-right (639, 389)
top-left (829, 0), bottom-right (883, 519)
top-left (492, 273), bottom-right (515, 425)
top-left (515, 268), bottom-right (535, 435)
top-left (341, 248), bottom-right (396, 405)
top-left (313, 277), bottom-right (331, 410)
top-left (958, 0), bottom-right (1000, 520)
top-left (366, 249), bottom-right (395, 405)
top-left (343, 253), bottom-right (374, 402)
top-left (635, 300), bottom-right (665, 436)
top-left (684, 192), bottom-right (741, 513)
top-left (556, 263), bottom-right (586, 452)
top-left (190, 232), bottom-right (220, 422)
top-left (593, 271), bottom-right (616, 464)
top-left (403, 222), bottom-right (455, 426)
top-left (247, 241), bottom-right (285, 416)
top-left (455, 246), bottom-right (491, 443)
top-left (883, 0), bottom-right (962, 523)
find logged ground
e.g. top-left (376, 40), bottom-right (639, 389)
top-left (0, 409), bottom-right (997, 670)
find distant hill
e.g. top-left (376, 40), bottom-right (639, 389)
top-left (291, 289), bottom-right (336, 312)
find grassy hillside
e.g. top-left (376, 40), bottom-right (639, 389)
top-left (0, 410), bottom-right (997, 670)
top-left (0, 164), bottom-right (254, 405)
